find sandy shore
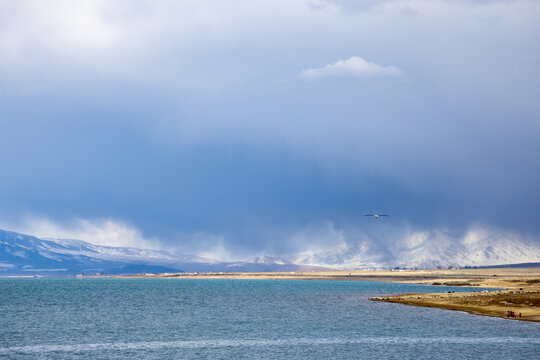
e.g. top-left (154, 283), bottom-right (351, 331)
top-left (108, 267), bottom-right (540, 322)
top-left (371, 290), bottom-right (540, 322)
top-left (117, 267), bottom-right (540, 288)
top-left (363, 268), bottom-right (540, 322)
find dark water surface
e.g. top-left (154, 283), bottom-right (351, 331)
top-left (0, 279), bottom-right (538, 359)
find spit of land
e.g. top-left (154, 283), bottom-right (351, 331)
top-left (109, 267), bottom-right (540, 322)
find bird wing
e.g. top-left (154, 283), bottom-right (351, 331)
top-left (379, 215), bottom-right (389, 216)
top-left (364, 214), bottom-right (375, 216)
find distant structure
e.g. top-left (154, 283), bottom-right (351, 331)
top-left (364, 214), bottom-right (389, 219)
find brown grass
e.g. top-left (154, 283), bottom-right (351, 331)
top-left (371, 290), bottom-right (540, 322)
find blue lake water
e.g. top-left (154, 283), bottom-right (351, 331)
top-left (0, 279), bottom-right (538, 359)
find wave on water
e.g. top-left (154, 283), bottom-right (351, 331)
top-left (2, 337), bottom-right (540, 354)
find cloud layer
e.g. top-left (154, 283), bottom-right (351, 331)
top-left (0, 0), bottom-right (539, 259)
top-left (5, 216), bottom-right (160, 250)
top-left (299, 56), bottom-right (400, 80)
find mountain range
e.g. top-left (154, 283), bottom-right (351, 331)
top-left (0, 229), bottom-right (322, 275)
top-left (1, 228), bottom-right (539, 275)
top-left (292, 229), bottom-right (540, 269)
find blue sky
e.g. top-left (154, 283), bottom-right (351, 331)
top-left (0, 0), bottom-right (539, 259)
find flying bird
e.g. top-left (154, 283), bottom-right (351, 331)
top-left (364, 214), bottom-right (389, 219)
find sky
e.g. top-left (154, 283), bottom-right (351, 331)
top-left (0, 0), bottom-right (539, 260)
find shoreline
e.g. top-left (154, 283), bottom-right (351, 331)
top-left (370, 290), bottom-right (540, 322)
top-left (103, 267), bottom-right (540, 286)
top-left (101, 267), bottom-right (540, 322)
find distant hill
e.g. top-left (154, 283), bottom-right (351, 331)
top-left (291, 229), bottom-right (540, 270)
top-left (0, 229), bottom-right (325, 276)
top-left (3, 228), bottom-right (537, 275)
top-left (476, 262), bottom-right (540, 269)
top-left (0, 229), bottom-right (189, 275)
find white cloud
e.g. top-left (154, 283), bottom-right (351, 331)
top-left (4, 216), bottom-right (161, 250)
top-left (285, 221), bottom-right (346, 252)
top-left (292, 224), bottom-right (540, 269)
top-left (299, 56), bottom-right (401, 80)
top-left (167, 231), bottom-right (233, 262)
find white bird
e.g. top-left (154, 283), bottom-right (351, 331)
top-left (364, 214), bottom-right (389, 219)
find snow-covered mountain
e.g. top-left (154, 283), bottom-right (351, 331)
top-left (0, 229), bottom-right (212, 275)
top-left (0, 229), bottom-right (323, 275)
top-left (292, 228), bottom-right (540, 269)
top-left (2, 227), bottom-right (538, 275)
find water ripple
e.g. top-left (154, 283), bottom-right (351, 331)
top-left (2, 337), bottom-right (540, 354)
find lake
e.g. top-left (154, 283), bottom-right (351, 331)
top-left (0, 279), bottom-right (538, 359)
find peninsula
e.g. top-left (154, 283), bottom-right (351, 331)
top-left (106, 267), bottom-right (540, 322)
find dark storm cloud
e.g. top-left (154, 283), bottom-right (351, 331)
top-left (0, 0), bottom-right (539, 255)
